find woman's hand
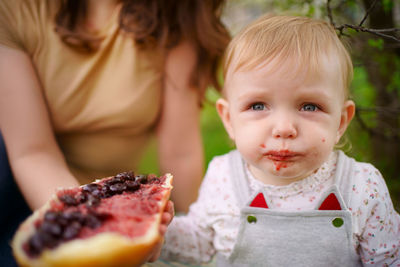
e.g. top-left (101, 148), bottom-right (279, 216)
top-left (147, 200), bottom-right (175, 262)
top-left (159, 200), bottom-right (175, 237)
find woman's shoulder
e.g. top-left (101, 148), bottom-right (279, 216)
top-left (0, 0), bottom-right (56, 20)
top-left (0, 0), bottom-right (57, 51)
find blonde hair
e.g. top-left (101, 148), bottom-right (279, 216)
top-left (223, 14), bottom-right (353, 99)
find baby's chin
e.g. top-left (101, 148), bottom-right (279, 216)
top-left (249, 160), bottom-right (322, 186)
top-left (269, 155), bottom-right (326, 175)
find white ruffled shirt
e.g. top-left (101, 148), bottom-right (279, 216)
top-left (161, 151), bottom-right (400, 266)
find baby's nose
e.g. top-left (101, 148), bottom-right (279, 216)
top-left (272, 120), bottom-right (297, 139)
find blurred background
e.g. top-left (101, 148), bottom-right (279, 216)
top-left (140, 0), bottom-right (400, 211)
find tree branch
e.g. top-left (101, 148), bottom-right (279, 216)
top-left (327, 0), bottom-right (400, 43)
top-left (358, 0), bottom-right (378, 27)
top-left (336, 24), bottom-right (400, 42)
top-left (327, 0), bottom-right (335, 26)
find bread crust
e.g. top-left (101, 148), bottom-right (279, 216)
top-left (12, 173), bottom-right (173, 267)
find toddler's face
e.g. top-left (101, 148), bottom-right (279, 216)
top-left (217, 58), bottom-right (355, 185)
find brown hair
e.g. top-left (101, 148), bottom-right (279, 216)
top-left (54, 0), bottom-right (231, 96)
top-left (223, 14), bottom-right (353, 99)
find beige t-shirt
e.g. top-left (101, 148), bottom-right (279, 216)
top-left (0, 0), bottom-right (164, 183)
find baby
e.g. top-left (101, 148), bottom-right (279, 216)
top-left (160, 14), bottom-right (400, 266)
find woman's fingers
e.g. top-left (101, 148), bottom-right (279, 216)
top-left (159, 200), bottom-right (174, 235)
top-left (161, 201), bottom-right (174, 225)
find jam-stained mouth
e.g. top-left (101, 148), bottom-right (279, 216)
top-left (263, 150), bottom-right (300, 161)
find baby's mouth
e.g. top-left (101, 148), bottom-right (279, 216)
top-left (263, 150), bottom-right (300, 161)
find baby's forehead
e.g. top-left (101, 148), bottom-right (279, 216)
top-left (228, 47), bottom-right (336, 76)
top-left (225, 53), bottom-right (342, 89)
top-left (224, 64), bottom-right (347, 105)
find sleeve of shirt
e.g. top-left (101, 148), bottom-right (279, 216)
top-left (350, 162), bottom-right (400, 266)
top-left (0, 0), bottom-right (43, 52)
top-left (160, 156), bottom-right (227, 264)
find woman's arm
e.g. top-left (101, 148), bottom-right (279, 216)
top-left (157, 41), bottom-right (204, 213)
top-left (0, 45), bottom-right (79, 210)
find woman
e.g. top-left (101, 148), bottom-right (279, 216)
top-left (0, 0), bottom-right (230, 265)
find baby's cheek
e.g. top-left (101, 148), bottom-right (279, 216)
top-left (308, 146), bottom-right (331, 169)
top-left (238, 131), bottom-right (261, 149)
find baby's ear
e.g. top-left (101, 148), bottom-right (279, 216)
top-left (216, 98), bottom-right (235, 140)
top-left (336, 100), bottom-right (355, 143)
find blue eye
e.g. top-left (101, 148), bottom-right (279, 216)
top-left (301, 104), bottom-right (318, 112)
top-left (251, 103), bottom-right (265, 111)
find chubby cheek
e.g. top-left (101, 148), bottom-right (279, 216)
top-left (319, 137), bottom-right (335, 151)
top-left (235, 136), bottom-right (260, 158)
top-left (300, 123), bottom-right (336, 166)
top-left (234, 130), bottom-right (264, 160)
top-left (307, 122), bottom-right (337, 148)
top-left (306, 137), bottom-right (334, 169)
top-left (307, 148), bottom-right (327, 168)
